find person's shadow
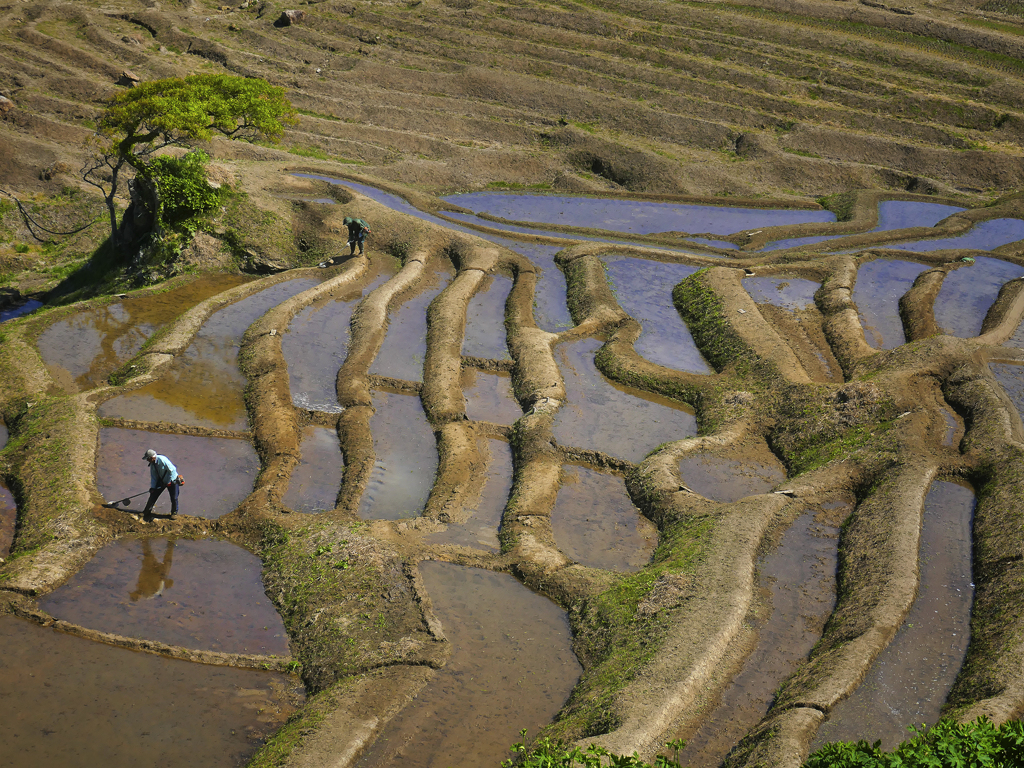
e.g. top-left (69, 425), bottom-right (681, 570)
top-left (129, 538), bottom-right (175, 601)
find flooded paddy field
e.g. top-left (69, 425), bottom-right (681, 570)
top-left (4, 180), bottom-right (1024, 768)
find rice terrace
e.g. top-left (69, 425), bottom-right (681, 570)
top-left (4, 0), bottom-right (1024, 765)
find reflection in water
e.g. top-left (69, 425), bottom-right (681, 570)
top-left (96, 428), bottom-right (259, 520)
top-left (99, 278), bottom-right (319, 429)
top-left (441, 193), bottom-right (836, 235)
top-left (355, 562), bottom-right (580, 768)
top-left (371, 260), bottom-right (455, 382)
top-left (462, 367), bottom-right (521, 425)
top-left (854, 259), bottom-right (929, 350)
top-left (282, 425), bottom-right (344, 513)
top-left (284, 258), bottom-right (397, 411)
top-left (889, 218), bottom-right (1024, 253)
top-left (551, 466), bottom-right (656, 572)
top-left (933, 257), bottom-right (1024, 338)
top-left (677, 453), bottom-right (786, 503)
top-left (0, 615), bottom-right (301, 768)
top-left (427, 439), bottom-right (511, 552)
top-left (813, 481), bottom-right (974, 751)
top-left (554, 338), bottom-right (697, 462)
top-left (0, 299), bottom-right (42, 322)
top-left (359, 390), bottom-right (437, 520)
top-left (743, 276), bottom-right (819, 310)
top-left (680, 510), bottom-right (840, 767)
top-left (990, 361), bottom-right (1024, 427)
top-left (0, 483), bottom-right (15, 558)
top-left (464, 273), bottom-right (512, 359)
top-left (39, 537), bottom-right (290, 655)
top-left (604, 256), bottom-right (709, 372)
top-left (37, 275), bottom-right (250, 392)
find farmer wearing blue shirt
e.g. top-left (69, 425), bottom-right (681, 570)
top-left (142, 448), bottom-right (179, 518)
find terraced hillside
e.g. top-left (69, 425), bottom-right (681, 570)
top-left (3, 0), bottom-right (1024, 199)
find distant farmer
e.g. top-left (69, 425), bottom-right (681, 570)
top-left (142, 448), bottom-right (180, 518)
top-left (344, 216), bottom-right (371, 256)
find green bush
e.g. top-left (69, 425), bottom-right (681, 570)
top-left (503, 733), bottom-right (686, 768)
top-left (805, 717), bottom-right (1024, 768)
top-left (150, 150), bottom-right (220, 228)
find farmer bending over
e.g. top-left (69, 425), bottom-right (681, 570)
top-left (142, 448), bottom-right (180, 518)
top-left (345, 216), bottom-right (371, 256)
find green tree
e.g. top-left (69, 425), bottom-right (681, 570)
top-left (82, 74), bottom-right (296, 260)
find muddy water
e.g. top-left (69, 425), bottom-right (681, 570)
top-left (282, 425), bottom-right (344, 513)
top-left (604, 256), bottom-right (710, 373)
top-left (441, 193), bottom-right (836, 235)
top-left (97, 428), bottom-right (259, 520)
top-left (989, 361), bottom-right (1024, 426)
top-left (0, 615), bottom-right (301, 768)
top-left (285, 259), bottom-right (397, 411)
top-left (680, 510), bottom-right (840, 767)
top-left (427, 439), bottom-right (511, 552)
top-left (37, 275), bottom-right (251, 392)
top-left (99, 278), bottom-right (320, 429)
top-left (39, 537), bottom-right (290, 655)
top-left (553, 338), bottom-right (697, 462)
top-left (359, 389), bottom-right (437, 520)
top-left (461, 367), bottom-right (521, 424)
top-left (933, 257), bottom-right (1024, 338)
top-left (743, 276), bottom-right (819, 310)
top-left (677, 452), bottom-right (786, 502)
top-left (552, 466), bottom-right (657, 572)
top-left (463, 273), bottom-right (512, 359)
top-left (0, 298), bottom-right (42, 322)
top-left (370, 259), bottom-right (455, 382)
top-left (812, 481), bottom-right (974, 751)
top-left (854, 259), bottom-right (930, 349)
top-left (890, 217), bottom-right (1024, 253)
top-left (355, 561), bottom-right (580, 768)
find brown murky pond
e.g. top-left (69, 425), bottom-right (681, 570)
top-left (39, 537), bottom-right (290, 655)
top-left (680, 508), bottom-right (842, 767)
top-left (677, 451), bottom-right (786, 503)
top-left (359, 389), bottom-right (438, 520)
top-left (97, 428), bottom-right (259, 520)
top-left (99, 278), bottom-right (319, 429)
top-left (37, 275), bottom-right (251, 393)
top-left (0, 615), bottom-right (301, 768)
top-left (427, 438), bottom-right (512, 552)
top-left (354, 561), bottom-right (580, 768)
top-left (282, 425), bottom-right (344, 513)
top-left (552, 465), bottom-right (657, 572)
top-left (553, 338), bottom-right (697, 462)
top-left (812, 480), bottom-right (974, 750)
top-left (461, 367), bottom-right (521, 425)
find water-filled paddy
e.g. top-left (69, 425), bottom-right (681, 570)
top-left (427, 438), bottom-right (511, 552)
top-left (370, 259), bottom-right (454, 382)
top-left (441, 193), bottom-right (836, 235)
top-left (743, 276), bottom-right (819, 310)
top-left (990, 361), bottom-right (1024, 427)
top-left (39, 537), bottom-right (290, 655)
top-left (96, 428), bottom-right (259, 519)
top-left (553, 338), bottom-right (697, 462)
top-left (812, 481), bottom-right (974, 750)
top-left (0, 483), bottom-right (15, 558)
top-left (889, 218), bottom-right (1024, 253)
top-left (461, 367), bottom-right (521, 424)
top-left (37, 275), bottom-right (250, 392)
top-left (359, 389), bottom-right (437, 520)
top-left (604, 256), bottom-right (709, 372)
top-left (680, 510), bottom-right (840, 766)
top-left (677, 452), bottom-right (786, 502)
top-left (284, 259), bottom-right (396, 411)
top-left (0, 615), bottom-right (301, 768)
top-left (282, 425), bottom-right (344, 513)
top-left (99, 278), bottom-right (319, 429)
top-left (933, 257), bottom-right (1024, 338)
top-left (854, 259), bottom-right (930, 349)
top-left (463, 273), bottom-right (512, 359)
top-left (353, 561), bottom-right (580, 768)
top-left (551, 466), bottom-right (657, 572)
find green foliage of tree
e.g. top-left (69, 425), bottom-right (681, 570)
top-left (149, 150), bottom-right (220, 227)
top-left (804, 717), bottom-right (1024, 768)
top-left (82, 74), bottom-right (296, 260)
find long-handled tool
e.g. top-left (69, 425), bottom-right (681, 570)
top-left (103, 490), bottom-right (149, 509)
